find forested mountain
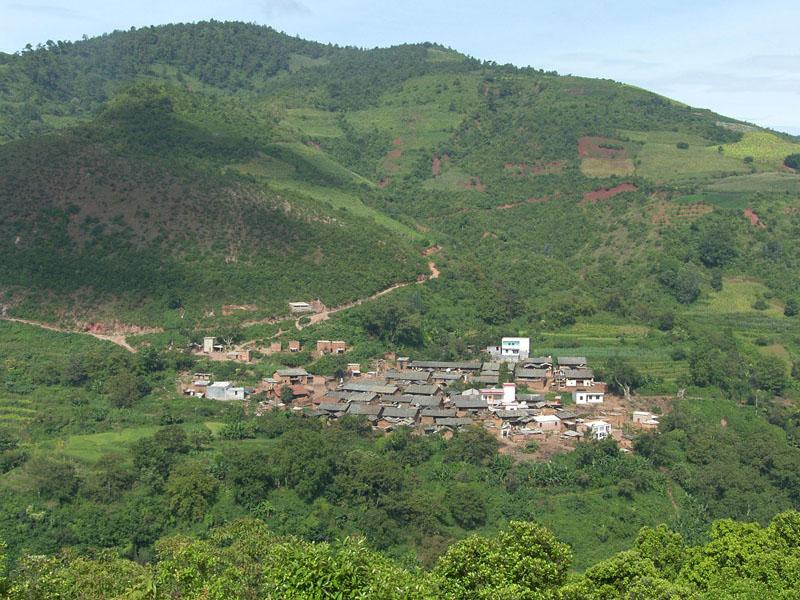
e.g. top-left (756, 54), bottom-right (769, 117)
top-left (1, 21), bottom-right (800, 597)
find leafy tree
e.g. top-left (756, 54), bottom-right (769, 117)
top-left (603, 356), bottom-right (642, 401)
top-left (634, 524), bottom-right (686, 579)
top-left (0, 537), bottom-right (6, 595)
top-left (657, 259), bottom-right (700, 304)
top-left (784, 298), bottom-right (799, 317)
top-left (750, 355), bottom-right (788, 395)
top-left (91, 453), bottom-right (136, 503)
top-left (280, 385), bottom-right (294, 404)
top-left (698, 223), bottom-right (737, 268)
top-left (444, 426), bottom-right (499, 465)
top-left (434, 521), bottom-right (572, 596)
top-left (105, 372), bottom-right (148, 408)
top-left (784, 153), bottom-right (800, 170)
top-left (136, 346), bottom-right (164, 373)
top-left (445, 483), bottom-right (487, 529)
top-left (0, 428), bottom-right (18, 453)
top-left (25, 456), bottom-right (80, 502)
top-left (165, 459), bottom-right (219, 521)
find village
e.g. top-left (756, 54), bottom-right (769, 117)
top-left (182, 332), bottom-right (662, 456)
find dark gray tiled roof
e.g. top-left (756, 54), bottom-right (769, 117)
top-left (403, 384), bottom-right (440, 396)
top-left (452, 396), bottom-right (489, 409)
top-left (421, 408), bottom-right (457, 418)
top-left (381, 406), bottom-right (419, 419)
top-left (561, 368), bottom-right (594, 379)
top-left (348, 404), bottom-right (382, 416)
top-left (558, 357), bottom-right (588, 367)
top-left (385, 370), bottom-right (430, 383)
top-left (516, 368), bottom-right (549, 379)
top-left (318, 402), bottom-right (350, 413)
top-left (409, 360), bottom-right (481, 370)
top-left (436, 417), bottom-right (474, 426)
top-left (342, 382), bottom-right (399, 394)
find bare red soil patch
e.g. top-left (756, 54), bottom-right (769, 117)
top-left (422, 244), bottom-right (442, 256)
top-left (306, 140), bottom-right (321, 150)
top-left (463, 176), bottom-right (486, 192)
top-left (743, 208), bottom-right (765, 228)
top-left (578, 136), bottom-right (628, 159)
top-left (583, 183), bottom-right (638, 202)
top-left (431, 155), bottom-right (442, 176)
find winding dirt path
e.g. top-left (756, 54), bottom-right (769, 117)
top-left (295, 260), bottom-right (440, 330)
top-left (0, 316), bottom-right (138, 352)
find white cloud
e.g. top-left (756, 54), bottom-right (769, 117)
top-left (260, 0), bottom-right (311, 17)
top-left (6, 3), bottom-right (84, 19)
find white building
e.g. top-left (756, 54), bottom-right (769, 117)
top-left (586, 420), bottom-right (612, 440)
top-left (574, 390), bottom-right (605, 405)
top-left (289, 302), bottom-right (314, 314)
top-left (202, 337), bottom-right (216, 354)
top-left (206, 382), bottom-right (246, 401)
top-left (501, 337), bottom-right (530, 361)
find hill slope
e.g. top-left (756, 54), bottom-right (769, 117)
top-left (0, 22), bottom-right (799, 346)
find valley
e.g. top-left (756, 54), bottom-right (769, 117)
top-left (0, 20), bottom-right (799, 598)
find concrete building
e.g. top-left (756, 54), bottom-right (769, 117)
top-left (501, 337), bottom-right (530, 361)
top-left (586, 420), bottom-right (612, 440)
top-left (206, 382), bottom-right (246, 401)
top-left (533, 414), bottom-right (561, 431)
top-left (289, 302), bottom-right (314, 315)
top-left (574, 390), bottom-right (605, 405)
top-left (202, 337), bottom-right (216, 354)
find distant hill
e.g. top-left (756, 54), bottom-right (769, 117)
top-left (0, 21), bottom-right (799, 338)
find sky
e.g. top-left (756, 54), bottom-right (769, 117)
top-left (2, 0), bottom-right (799, 134)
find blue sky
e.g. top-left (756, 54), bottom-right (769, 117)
top-left (2, 0), bottom-right (799, 134)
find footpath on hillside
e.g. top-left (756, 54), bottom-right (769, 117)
top-left (0, 315), bottom-right (141, 353)
top-left (0, 249), bottom-right (442, 349)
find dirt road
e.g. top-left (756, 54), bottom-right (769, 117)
top-left (0, 316), bottom-right (138, 352)
top-left (295, 260), bottom-right (440, 330)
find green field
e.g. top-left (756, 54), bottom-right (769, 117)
top-left (720, 130), bottom-right (800, 165)
top-left (705, 172), bottom-right (800, 194)
top-left (37, 426), bottom-right (160, 463)
top-left (623, 129), bottom-right (750, 183)
top-left (686, 277), bottom-right (784, 317)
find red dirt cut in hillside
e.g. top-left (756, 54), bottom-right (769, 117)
top-left (431, 155), bottom-right (442, 176)
top-left (583, 183), bottom-right (638, 202)
top-left (743, 208), bottom-right (765, 228)
top-left (578, 136), bottom-right (628, 159)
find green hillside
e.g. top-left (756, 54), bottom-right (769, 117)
top-left (1, 21), bottom-right (800, 585)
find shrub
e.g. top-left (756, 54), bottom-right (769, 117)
top-left (784, 153), bottom-right (800, 170)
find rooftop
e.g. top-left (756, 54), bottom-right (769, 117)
top-left (409, 360), bottom-right (482, 371)
top-left (341, 382), bottom-right (399, 394)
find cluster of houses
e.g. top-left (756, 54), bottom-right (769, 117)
top-left (181, 336), bottom-right (667, 447)
top-left (306, 376), bottom-right (615, 441)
